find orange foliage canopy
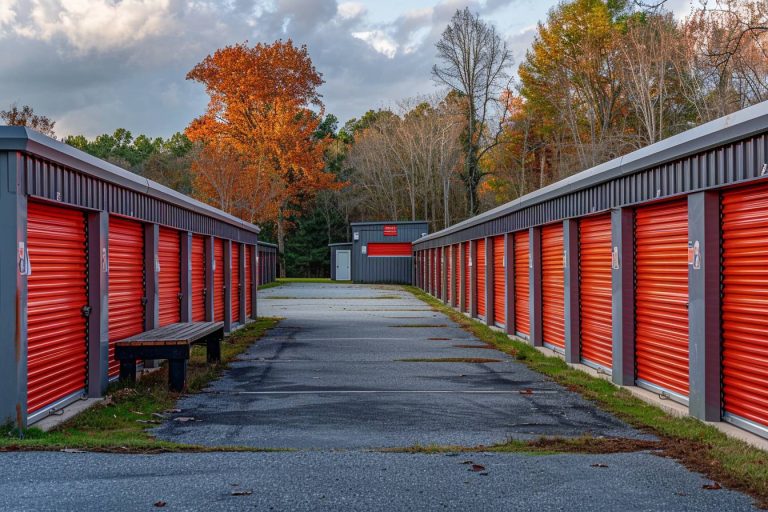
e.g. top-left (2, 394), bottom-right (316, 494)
top-left (185, 40), bottom-right (338, 224)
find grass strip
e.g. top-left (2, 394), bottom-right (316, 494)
top-left (383, 435), bottom-right (662, 455)
top-left (396, 358), bottom-right (503, 363)
top-left (405, 285), bottom-right (768, 508)
top-left (1, 317), bottom-right (282, 453)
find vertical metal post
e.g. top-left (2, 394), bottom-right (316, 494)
top-left (0, 152), bottom-right (27, 427)
top-left (224, 240), bottom-right (232, 332)
top-left (144, 224), bottom-right (159, 331)
top-left (459, 243), bottom-right (466, 313)
top-left (469, 240), bottom-right (477, 317)
top-left (485, 238), bottom-right (493, 326)
top-left (504, 233), bottom-right (515, 335)
top-left (204, 236), bottom-right (214, 322)
top-left (87, 211), bottom-right (109, 397)
top-left (239, 243), bottom-right (246, 323)
top-left (688, 192), bottom-right (721, 421)
top-left (564, 219), bottom-right (580, 363)
top-left (529, 227), bottom-right (543, 347)
top-left (250, 244), bottom-right (258, 320)
top-left (180, 232), bottom-right (192, 323)
top-left (441, 247), bottom-right (448, 303)
top-left (611, 208), bottom-right (635, 385)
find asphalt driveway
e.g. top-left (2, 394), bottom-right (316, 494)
top-left (154, 282), bottom-right (645, 448)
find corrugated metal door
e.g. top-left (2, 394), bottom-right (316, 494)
top-left (542, 223), bottom-right (565, 350)
top-left (493, 236), bottom-right (505, 327)
top-left (635, 200), bottom-right (689, 398)
top-left (214, 239), bottom-right (224, 322)
top-left (579, 214), bottom-right (613, 369)
top-left (191, 235), bottom-right (206, 322)
top-left (722, 183), bottom-right (768, 431)
top-left (232, 243), bottom-right (241, 324)
top-left (464, 243), bottom-right (470, 310)
top-left (245, 245), bottom-right (253, 318)
top-left (477, 239), bottom-right (486, 318)
top-left (108, 217), bottom-right (145, 377)
top-left (514, 230), bottom-right (530, 336)
top-left (453, 245), bottom-right (460, 307)
top-left (26, 202), bottom-right (88, 415)
top-left (158, 227), bottom-right (181, 327)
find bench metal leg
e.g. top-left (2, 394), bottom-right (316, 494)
top-left (207, 332), bottom-right (222, 363)
top-left (168, 359), bottom-right (187, 392)
top-left (119, 360), bottom-right (137, 383)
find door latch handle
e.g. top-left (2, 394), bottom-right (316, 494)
top-left (81, 305), bottom-right (92, 318)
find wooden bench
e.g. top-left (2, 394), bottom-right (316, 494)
top-left (115, 322), bottom-right (225, 391)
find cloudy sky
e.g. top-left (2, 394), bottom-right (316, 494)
top-left (0, 0), bottom-right (693, 138)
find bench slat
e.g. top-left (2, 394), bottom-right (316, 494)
top-left (117, 322), bottom-right (224, 345)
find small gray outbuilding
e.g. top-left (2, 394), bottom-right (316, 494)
top-left (341, 221), bottom-right (427, 284)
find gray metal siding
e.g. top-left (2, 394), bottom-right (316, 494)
top-left (22, 153), bottom-right (258, 244)
top-left (352, 222), bottom-right (428, 284)
top-left (415, 117), bottom-right (768, 249)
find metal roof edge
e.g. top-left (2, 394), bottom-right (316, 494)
top-left (257, 241), bottom-right (278, 248)
top-left (414, 100), bottom-right (768, 244)
top-left (350, 220), bottom-right (429, 226)
top-left (328, 242), bottom-right (353, 246)
top-left (0, 126), bottom-right (261, 235)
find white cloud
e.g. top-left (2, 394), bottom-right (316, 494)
top-left (0, 0), bottom-right (16, 27)
top-left (352, 29), bottom-right (399, 58)
top-left (14, 0), bottom-right (176, 53)
top-left (337, 1), bottom-right (365, 20)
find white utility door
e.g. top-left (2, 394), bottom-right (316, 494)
top-left (336, 250), bottom-right (351, 281)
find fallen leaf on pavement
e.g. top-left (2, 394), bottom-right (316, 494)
top-left (470, 464), bottom-right (485, 472)
top-left (519, 389), bottom-right (533, 395)
top-left (231, 490), bottom-right (253, 496)
top-left (154, 501), bottom-right (167, 507)
top-left (702, 483), bottom-right (721, 490)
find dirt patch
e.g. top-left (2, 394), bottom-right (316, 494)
top-left (396, 358), bottom-right (503, 363)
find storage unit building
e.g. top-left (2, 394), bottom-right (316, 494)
top-left (413, 100), bottom-right (768, 440)
top-left (257, 242), bottom-right (278, 286)
top-left (349, 221), bottom-right (428, 284)
top-left (0, 127), bottom-right (260, 427)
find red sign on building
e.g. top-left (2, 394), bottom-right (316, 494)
top-left (383, 225), bottom-right (398, 236)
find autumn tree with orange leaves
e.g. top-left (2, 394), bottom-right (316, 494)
top-left (186, 40), bottom-right (338, 276)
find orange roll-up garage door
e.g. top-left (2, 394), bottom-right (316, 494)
top-left (191, 235), bottom-right (206, 322)
top-left (453, 245), bottom-right (460, 307)
top-left (158, 227), bottom-right (181, 327)
top-left (542, 223), bottom-right (565, 350)
top-left (477, 239), bottom-right (486, 318)
top-left (635, 200), bottom-right (689, 398)
top-left (492, 236), bottom-right (505, 327)
top-left (436, 247), bottom-right (442, 298)
top-left (514, 230), bottom-right (530, 336)
top-left (108, 217), bottom-right (145, 377)
top-left (579, 214), bottom-right (613, 369)
top-left (214, 239), bottom-right (225, 322)
top-left (245, 245), bottom-right (253, 318)
top-left (464, 243), bottom-right (470, 311)
top-left (232, 243), bottom-right (241, 324)
top-left (27, 202), bottom-right (88, 415)
top-left (722, 182), bottom-right (768, 431)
